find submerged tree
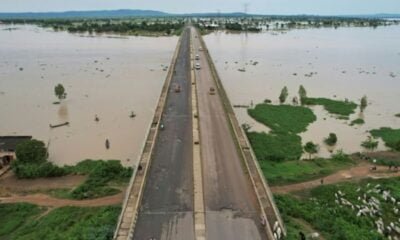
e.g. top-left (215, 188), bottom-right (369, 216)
top-left (299, 85), bottom-right (307, 104)
top-left (54, 84), bottom-right (67, 100)
top-left (303, 141), bottom-right (319, 159)
top-left (279, 86), bottom-right (289, 104)
top-left (360, 95), bottom-right (368, 112)
top-left (324, 133), bottom-right (338, 146)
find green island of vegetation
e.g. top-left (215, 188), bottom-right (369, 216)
top-left (12, 139), bottom-right (132, 199)
top-left (277, 177), bottom-right (400, 239)
top-left (370, 127), bottom-right (400, 151)
top-left (302, 97), bottom-right (357, 117)
top-left (0, 203), bottom-right (120, 240)
top-left (350, 118), bottom-right (365, 126)
top-left (248, 103), bottom-right (317, 134)
top-left (395, 113), bottom-right (400, 118)
top-left (245, 103), bottom-right (355, 185)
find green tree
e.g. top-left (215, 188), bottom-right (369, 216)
top-left (303, 141), bottom-right (318, 159)
top-left (324, 133), bottom-right (338, 146)
top-left (15, 139), bottom-right (47, 164)
top-left (360, 95), bottom-right (367, 112)
top-left (279, 86), bottom-right (289, 104)
top-left (54, 84), bottom-right (67, 100)
top-left (299, 85), bottom-right (307, 104)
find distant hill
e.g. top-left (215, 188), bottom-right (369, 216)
top-left (341, 13), bottom-right (400, 19)
top-left (0, 9), bottom-right (398, 20)
top-left (0, 9), bottom-right (169, 19)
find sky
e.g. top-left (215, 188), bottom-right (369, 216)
top-left (0, 0), bottom-right (399, 15)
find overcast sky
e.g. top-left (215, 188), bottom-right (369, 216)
top-left (0, 0), bottom-right (399, 15)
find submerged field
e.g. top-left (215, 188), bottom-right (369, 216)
top-left (0, 24), bottom-right (178, 166)
top-left (205, 25), bottom-right (400, 157)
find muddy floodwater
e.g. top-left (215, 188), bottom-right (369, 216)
top-left (0, 25), bottom-right (178, 166)
top-left (204, 26), bottom-right (400, 158)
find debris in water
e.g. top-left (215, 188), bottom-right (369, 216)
top-left (105, 139), bottom-right (110, 149)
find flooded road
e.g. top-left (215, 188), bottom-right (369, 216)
top-left (204, 26), bottom-right (400, 157)
top-left (0, 25), bottom-right (178, 166)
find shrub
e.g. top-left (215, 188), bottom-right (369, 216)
top-left (350, 118), bottom-right (365, 126)
top-left (324, 133), bottom-right (338, 146)
top-left (15, 139), bottom-right (47, 164)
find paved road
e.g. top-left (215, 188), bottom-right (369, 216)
top-left (192, 28), bottom-right (267, 240)
top-left (133, 27), bottom-right (194, 240)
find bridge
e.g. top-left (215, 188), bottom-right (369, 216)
top-left (114, 26), bottom-right (285, 240)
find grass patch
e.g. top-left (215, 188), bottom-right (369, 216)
top-left (0, 203), bottom-right (120, 240)
top-left (370, 127), bottom-right (400, 151)
top-left (248, 104), bottom-right (316, 134)
top-left (276, 177), bottom-right (400, 239)
top-left (350, 118), bottom-right (365, 126)
top-left (0, 203), bottom-right (43, 236)
top-left (303, 97), bottom-right (357, 116)
top-left (247, 132), bottom-right (303, 162)
top-left (64, 160), bottom-right (132, 200)
top-left (395, 113), bottom-right (400, 118)
top-left (261, 152), bottom-right (354, 185)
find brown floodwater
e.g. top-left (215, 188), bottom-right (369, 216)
top-left (204, 26), bottom-right (400, 158)
top-left (0, 25), bottom-right (178, 166)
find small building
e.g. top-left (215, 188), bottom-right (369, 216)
top-left (0, 136), bottom-right (32, 167)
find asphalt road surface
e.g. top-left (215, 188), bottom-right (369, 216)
top-left (191, 27), bottom-right (267, 240)
top-left (133, 27), bottom-right (194, 240)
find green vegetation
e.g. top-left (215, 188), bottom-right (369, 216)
top-left (361, 136), bottom-right (379, 151)
top-left (261, 151), bottom-right (354, 185)
top-left (247, 131), bottom-right (302, 162)
top-left (303, 141), bottom-right (319, 159)
top-left (12, 139), bottom-right (132, 199)
top-left (12, 139), bottom-right (67, 178)
top-left (303, 97), bottom-right (357, 117)
top-left (244, 103), bottom-right (353, 185)
top-left (248, 104), bottom-right (316, 134)
top-left (0, 203), bottom-right (43, 237)
top-left (276, 177), bottom-right (400, 239)
top-left (279, 86), bottom-right (289, 104)
top-left (0, 203), bottom-right (120, 240)
top-left (65, 160), bottom-right (132, 199)
top-left (247, 104), bottom-right (316, 162)
top-left (370, 127), bottom-right (400, 151)
top-left (395, 113), bottom-right (400, 118)
top-left (360, 95), bottom-right (367, 112)
top-left (54, 83), bottom-right (66, 100)
top-left (350, 118), bottom-right (365, 126)
top-left (324, 133), bottom-right (338, 146)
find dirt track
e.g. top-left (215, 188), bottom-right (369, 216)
top-left (271, 162), bottom-right (400, 194)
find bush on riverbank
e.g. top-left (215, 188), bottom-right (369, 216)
top-left (0, 203), bottom-right (120, 240)
top-left (12, 139), bottom-right (132, 199)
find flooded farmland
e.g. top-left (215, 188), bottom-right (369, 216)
top-left (0, 25), bottom-right (178, 166)
top-left (204, 26), bottom-right (400, 157)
